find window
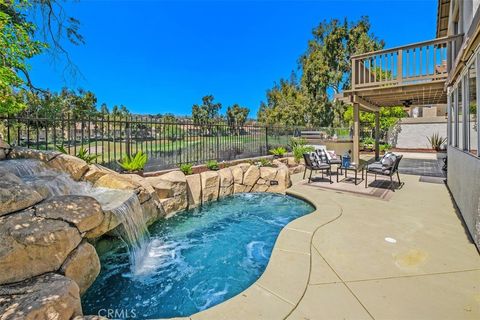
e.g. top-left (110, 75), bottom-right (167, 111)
top-left (468, 61), bottom-right (478, 155)
top-left (457, 80), bottom-right (464, 149)
top-left (449, 92), bottom-right (455, 146)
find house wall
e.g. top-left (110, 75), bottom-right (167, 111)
top-left (392, 118), bottom-right (448, 149)
top-left (447, 146), bottom-right (480, 249)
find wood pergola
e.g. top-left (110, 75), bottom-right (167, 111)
top-left (336, 35), bottom-right (461, 164)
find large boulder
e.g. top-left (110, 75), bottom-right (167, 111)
top-left (145, 171), bottom-right (187, 199)
top-left (218, 168), bottom-right (234, 198)
top-left (35, 195), bottom-right (104, 233)
top-left (289, 164), bottom-right (305, 175)
top-left (85, 190), bottom-right (135, 239)
top-left (141, 196), bottom-right (164, 225)
top-left (7, 146), bottom-right (60, 162)
top-left (94, 173), bottom-right (140, 191)
top-left (268, 166), bottom-right (291, 194)
top-left (47, 154), bottom-right (89, 181)
top-left (0, 170), bottom-right (45, 216)
top-left (0, 273), bottom-right (82, 320)
top-left (119, 173), bottom-right (157, 204)
top-left (186, 173), bottom-right (202, 209)
top-left (200, 171), bottom-right (220, 203)
top-left (146, 171), bottom-right (188, 215)
top-left (242, 165), bottom-right (260, 192)
top-left (231, 165), bottom-right (244, 184)
top-left (83, 164), bottom-right (117, 184)
top-left (0, 210), bottom-right (82, 284)
top-left (93, 173), bottom-right (161, 222)
top-left (60, 242), bottom-right (100, 295)
top-left (0, 140), bottom-right (11, 160)
top-left (259, 166), bottom-right (278, 181)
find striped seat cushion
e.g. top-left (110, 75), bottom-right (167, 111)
top-left (315, 149), bottom-right (328, 163)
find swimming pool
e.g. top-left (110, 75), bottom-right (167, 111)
top-left (82, 193), bottom-right (314, 318)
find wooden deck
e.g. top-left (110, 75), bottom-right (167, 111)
top-left (337, 35), bottom-right (463, 110)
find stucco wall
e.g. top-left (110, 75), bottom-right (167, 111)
top-left (447, 146), bottom-right (480, 250)
top-left (394, 121), bottom-right (448, 149)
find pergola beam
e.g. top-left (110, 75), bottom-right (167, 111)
top-left (353, 95), bottom-right (381, 112)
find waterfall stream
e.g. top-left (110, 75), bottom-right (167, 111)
top-left (0, 158), bottom-right (151, 272)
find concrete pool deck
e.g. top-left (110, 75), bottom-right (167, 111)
top-left (174, 172), bottom-right (480, 320)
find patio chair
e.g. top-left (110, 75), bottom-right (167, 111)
top-left (315, 148), bottom-right (343, 174)
top-left (303, 152), bottom-right (332, 184)
top-left (365, 154), bottom-right (403, 191)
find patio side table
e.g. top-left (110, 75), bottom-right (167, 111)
top-left (336, 161), bottom-right (366, 185)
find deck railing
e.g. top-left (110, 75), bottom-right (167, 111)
top-left (351, 35), bottom-right (463, 90)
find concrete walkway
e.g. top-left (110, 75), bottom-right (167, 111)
top-left (286, 173), bottom-right (480, 320)
top-left (183, 172), bottom-right (480, 320)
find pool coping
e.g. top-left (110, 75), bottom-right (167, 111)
top-left (167, 189), bottom-right (343, 320)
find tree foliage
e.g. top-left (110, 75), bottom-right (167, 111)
top-left (1, 0), bottom-right (83, 115)
top-left (258, 17), bottom-right (384, 127)
top-left (226, 103), bottom-right (249, 135)
top-left (192, 95), bottom-right (222, 125)
top-left (343, 106), bottom-right (406, 131)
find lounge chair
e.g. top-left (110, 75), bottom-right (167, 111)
top-left (365, 153), bottom-right (403, 191)
top-left (303, 152), bottom-right (332, 184)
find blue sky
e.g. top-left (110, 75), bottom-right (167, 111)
top-left (29, 0), bottom-right (438, 116)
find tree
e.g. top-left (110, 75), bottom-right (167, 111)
top-left (226, 104), bottom-right (249, 135)
top-left (343, 106), bottom-right (406, 139)
top-left (192, 95), bottom-right (222, 135)
top-left (257, 74), bottom-right (307, 126)
top-left (0, 1), bottom-right (84, 115)
top-left (259, 17), bottom-right (384, 127)
top-left (100, 103), bottom-right (109, 114)
top-left (111, 105), bottom-right (120, 116)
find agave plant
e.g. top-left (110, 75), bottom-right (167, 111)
top-left (427, 133), bottom-right (447, 151)
top-left (118, 151), bottom-right (148, 172)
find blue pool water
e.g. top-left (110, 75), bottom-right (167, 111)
top-left (82, 193), bottom-right (314, 318)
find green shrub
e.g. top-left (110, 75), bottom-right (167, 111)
top-left (179, 163), bottom-right (193, 175)
top-left (118, 151), bottom-right (148, 172)
top-left (258, 158), bottom-right (274, 167)
top-left (56, 145), bottom-right (98, 165)
top-left (293, 144), bottom-right (314, 164)
top-left (427, 133), bottom-right (447, 151)
top-left (206, 160), bottom-right (219, 170)
top-left (269, 146), bottom-right (287, 157)
top-left (289, 137), bottom-right (308, 149)
top-left (380, 143), bottom-right (391, 152)
top-left (363, 137), bottom-right (375, 144)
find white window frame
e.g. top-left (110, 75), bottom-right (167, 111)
top-left (463, 73), bottom-right (468, 151)
top-left (477, 51), bottom-right (480, 157)
top-left (454, 83), bottom-right (459, 147)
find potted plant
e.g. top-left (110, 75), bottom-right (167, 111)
top-left (118, 151), bottom-right (148, 175)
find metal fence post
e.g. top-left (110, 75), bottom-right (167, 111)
top-left (265, 126), bottom-right (269, 155)
top-left (126, 119), bottom-right (131, 157)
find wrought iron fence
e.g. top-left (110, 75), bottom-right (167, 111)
top-left (0, 115), bottom-right (360, 171)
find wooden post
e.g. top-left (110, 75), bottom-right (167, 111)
top-left (375, 111), bottom-right (380, 161)
top-left (353, 102), bottom-right (360, 165)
